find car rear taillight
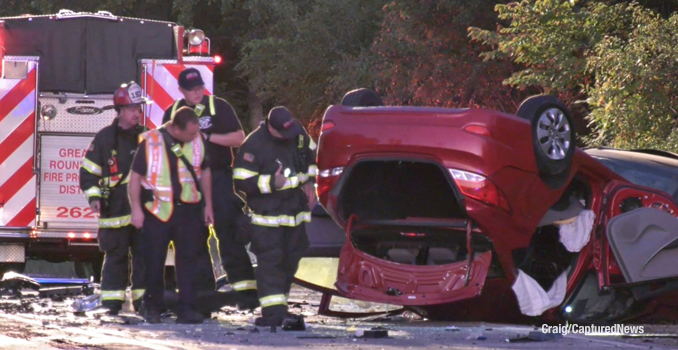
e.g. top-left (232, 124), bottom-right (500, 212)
top-left (463, 125), bottom-right (491, 137)
top-left (321, 121), bottom-right (335, 132)
top-left (319, 167), bottom-right (344, 178)
top-left (448, 169), bottom-right (510, 213)
top-left (317, 166), bottom-right (344, 198)
top-left (400, 232), bottom-right (426, 238)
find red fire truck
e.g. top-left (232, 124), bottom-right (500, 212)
top-left (0, 9), bottom-right (219, 278)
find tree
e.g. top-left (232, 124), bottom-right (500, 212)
top-left (586, 5), bottom-right (678, 149)
top-left (469, 0), bottom-right (678, 151)
top-left (367, 0), bottom-right (522, 113)
top-left (232, 0), bottom-right (387, 133)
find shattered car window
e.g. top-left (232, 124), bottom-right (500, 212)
top-left (591, 156), bottom-right (678, 202)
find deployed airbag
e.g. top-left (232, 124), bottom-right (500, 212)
top-left (512, 269), bottom-right (567, 316)
top-left (558, 210), bottom-right (595, 252)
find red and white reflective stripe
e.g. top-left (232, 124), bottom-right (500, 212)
top-left (0, 62), bottom-right (37, 227)
top-left (142, 62), bottom-right (214, 129)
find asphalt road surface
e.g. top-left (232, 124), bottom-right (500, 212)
top-left (2, 276), bottom-right (677, 350)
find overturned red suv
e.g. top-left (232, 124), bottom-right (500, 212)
top-left (314, 89), bottom-right (678, 324)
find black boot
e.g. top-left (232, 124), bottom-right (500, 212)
top-left (102, 301), bottom-right (122, 316)
top-left (236, 290), bottom-right (260, 311)
top-left (254, 315), bottom-right (283, 327)
top-left (144, 307), bottom-right (161, 324)
top-left (176, 304), bottom-right (205, 324)
top-left (255, 305), bottom-right (286, 327)
top-left (282, 314), bottom-right (305, 331)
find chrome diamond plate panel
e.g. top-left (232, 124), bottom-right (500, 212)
top-left (38, 95), bottom-right (117, 133)
top-left (0, 244), bottom-right (26, 262)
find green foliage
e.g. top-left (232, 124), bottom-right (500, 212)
top-left (234, 0), bottom-right (387, 121)
top-left (5, 0), bottom-right (678, 149)
top-left (469, 0), bottom-right (678, 152)
top-left (369, 0), bottom-right (519, 111)
top-left (586, 5), bottom-right (678, 150)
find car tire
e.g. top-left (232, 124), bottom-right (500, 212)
top-left (516, 95), bottom-right (575, 189)
top-left (341, 88), bottom-right (384, 107)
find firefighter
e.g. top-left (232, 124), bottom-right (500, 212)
top-left (129, 106), bottom-right (215, 324)
top-left (162, 68), bottom-right (258, 310)
top-left (79, 82), bottom-right (150, 315)
top-left (232, 106), bottom-right (318, 327)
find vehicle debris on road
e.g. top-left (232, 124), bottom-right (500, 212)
top-left (507, 331), bottom-right (564, 342)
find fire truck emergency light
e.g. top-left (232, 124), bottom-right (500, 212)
top-left (187, 29), bottom-right (205, 45)
top-left (214, 55), bottom-right (223, 64)
top-left (188, 42), bottom-right (209, 54)
top-left (185, 29), bottom-right (210, 55)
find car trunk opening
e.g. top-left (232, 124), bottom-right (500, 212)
top-left (339, 160), bottom-right (465, 222)
top-left (338, 160), bottom-right (501, 276)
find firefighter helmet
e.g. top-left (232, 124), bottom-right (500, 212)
top-left (113, 82), bottom-right (152, 107)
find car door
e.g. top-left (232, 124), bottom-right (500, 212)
top-left (602, 181), bottom-right (678, 298)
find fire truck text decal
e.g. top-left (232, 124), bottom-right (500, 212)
top-left (43, 148), bottom-right (87, 194)
top-left (39, 136), bottom-right (98, 227)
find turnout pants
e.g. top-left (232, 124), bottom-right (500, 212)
top-left (99, 225), bottom-right (145, 311)
top-left (141, 203), bottom-right (208, 313)
top-left (213, 170), bottom-right (256, 292)
top-left (249, 222), bottom-right (309, 317)
top-left (193, 225), bottom-right (217, 293)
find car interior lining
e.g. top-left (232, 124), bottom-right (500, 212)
top-left (517, 178), bottom-right (591, 291)
top-left (350, 226), bottom-right (504, 278)
top-left (339, 160), bottom-right (465, 222)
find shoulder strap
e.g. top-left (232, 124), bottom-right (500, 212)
top-left (209, 95), bottom-right (216, 116)
top-left (170, 100), bottom-right (181, 120)
top-left (158, 128), bottom-right (205, 205)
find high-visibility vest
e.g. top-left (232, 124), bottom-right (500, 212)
top-left (170, 95), bottom-right (217, 120)
top-left (139, 127), bottom-right (205, 222)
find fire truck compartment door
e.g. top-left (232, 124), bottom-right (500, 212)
top-left (38, 135), bottom-right (98, 229)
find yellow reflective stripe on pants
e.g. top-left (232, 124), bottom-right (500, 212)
top-left (132, 289), bottom-right (145, 301)
top-left (99, 215), bottom-right (131, 229)
top-left (260, 294), bottom-right (287, 308)
top-left (234, 168), bottom-right (258, 180)
top-left (258, 175), bottom-right (272, 194)
top-left (81, 158), bottom-right (102, 176)
top-left (232, 280), bottom-right (257, 292)
top-left (101, 290), bottom-right (126, 301)
top-left (251, 211), bottom-right (311, 227)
